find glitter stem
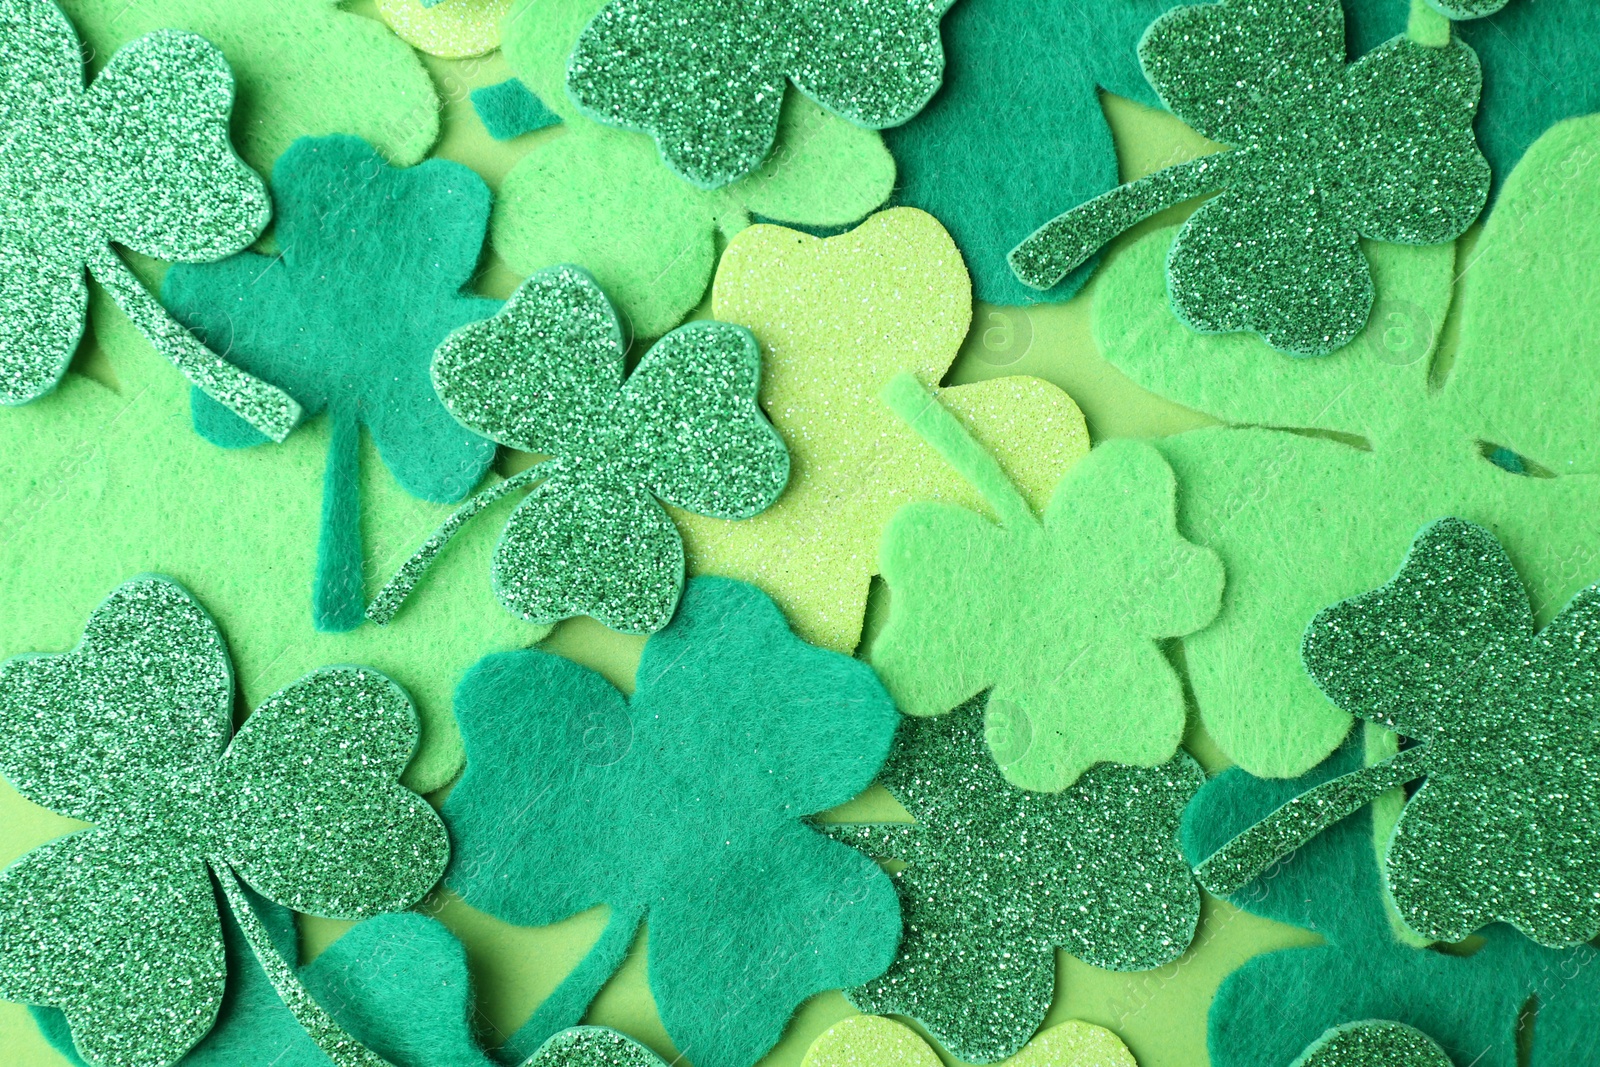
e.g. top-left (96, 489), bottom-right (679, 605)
top-left (881, 373), bottom-right (1037, 530)
top-left (366, 461), bottom-right (552, 626)
top-left (86, 246), bottom-right (302, 443)
top-left (1194, 742), bottom-right (1432, 897)
top-left (314, 407), bottom-right (365, 632)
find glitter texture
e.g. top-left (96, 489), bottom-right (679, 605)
top-left (566, 0), bottom-right (957, 188)
top-left (376, 0), bottom-right (513, 59)
top-left (0, 0), bottom-right (300, 440)
top-left (1008, 0), bottom-right (1490, 356)
top-left (1291, 1022), bottom-right (1453, 1067)
top-left (527, 1027), bottom-right (670, 1066)
top-left (0, 576), bottom-right (448, 1067)
top-left (803, 1016), bottom-right (1138, 1067)
top-left (826, 696), bottom-right (1203, 1063)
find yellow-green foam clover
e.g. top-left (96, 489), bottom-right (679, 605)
top-left (803, 1016), bottom-right (1139, 1067)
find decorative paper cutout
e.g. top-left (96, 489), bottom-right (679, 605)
top-left (493, 0), bottom-right (895, 337)
top-left (1090, 113), bottom-right (1600, 780)
top-left (0, 576), bottom-right (448, 1067)
top-left (367, 266), bottom-right (788, 635)
top-left (442, 578), bottom-right (901, 1067)
top-left (677, 208), bottom-right (1089, 653)
top-left (163, 135), bottom-right (499, 633)
top-left (472, 79), bottom-right (562, 140)
top-left (802, 1016), bottom-right (1138, 1067)
top-left (871, 375), bottom-right (1222, 790)
top-left (526, 1028), bottom-right (667, 1067)
top-left (377, 0), bottom-right (512, 58)
top-left (1291, 1022), bottom-right (1451, 1067)
top-left (826, 696), bottom-right (1202, 1063)
top-left (1010, 0), bottom-right (1488, 356)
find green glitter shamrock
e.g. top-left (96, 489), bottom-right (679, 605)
top-left (367, 265), bottom-right (789, 635)
top-left (1292, 1023), bottom-right (1452, 1067)
top-left (0, 575), bottom-right (449, 1067)
top-left (1195, 518), bottom-right (1600, 948)
top-left (871, 374), bottom-right (1223, 792)
top-left (0, 0), bottom-right (300, 440)
top-left (1008, 0), bottom-right (1489, 356)
top-left (442, 577), bottom-right (902, 1067)
top-left (524, 1029), bottom-right (670, 1067)
top-left (825, 695), bottom-right (1202, 1064)
top-left (566, 0), bottom-right (956, 188)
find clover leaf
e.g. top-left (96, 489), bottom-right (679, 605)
top-left (164, 135), bottom-right (499, 633)
top-left (675, 208), bottom-right (1091, 654)
top-left (827, 696), bottom-right (1202, 1062)
top-left (1292, 1023), bottom-right (1453, 1067)
top-left (1010, 0), bottom-right (1489, 355)
top-left (376, 0), bottom-right (512, 59)
top-left (525, 1029), bottom-right (671, 1067)
top-left (0, 576), bottom-right (448, 1067)
top-left (493, 0), bottom-right (896, 337)
top-left (442, 577), bottom-right (902, 1067)
top-left (802, 1015), bottom-right (1138, 1067)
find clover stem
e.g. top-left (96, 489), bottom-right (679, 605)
top-left (86, 246), bottom-right (302, 442)
top-left (314, 408), bottom-right (365, 633)
top-left (1194, 742), bottom-right (1433, 897)
top-left (497, 903), bottom-right (645, 1065)
top-left (881, 373), bottom-right (1037, 530)
top-left (1008, 153), bottom-right (1237, 290)
top-left (366, 461), bottom-right (553, 626)
top-left (216, 869), bottom-right (397, 1067)
top-left (1406, 0), bottom-right (1453, 47)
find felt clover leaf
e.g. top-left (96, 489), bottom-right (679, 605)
top-left (676, 208), bottom-right (1090, 654)
top-left (493, 0), bottom-right (896, 337)
top-left (1009, 0), bottom-right (1489, 356)
top-left (1292, 1023), bottom-right (1452, 1067)
top-left (368, 265), bottom-right (788, 636)
top-left (827, 696), bottom-right (1202, 1063)
top-left (802, 1015), bottom-right (1138, 1067)
top-left (0, 0), bottom-right (300, 440)
top-left (164, 136), bottom-right (499, 633)
top-left (442, 578), bottom-right (902, 1067)
top-left (0, 576), bottom-right (449, 1067)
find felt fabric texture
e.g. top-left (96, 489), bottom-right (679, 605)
top-left (163, 135), bottom-right (499, 633)
top-left (377, 0), bottom-right (513, 58)
top-left (442, 578), bottom-right (902, 1067)
top-left (472, 79), bottom-right (562, 141)
top-left (1090, 113), bottom-right (1600, 781)
top-left (0, 281), bottom-right (539, 794)
top-left (1290, 1022), bottom-right (1452, 1067)
top-left (677, 208), bottom-right (1089, 653)
top-left (493, 0), bottom-right (895, 337)
top-left (828, 696), bottom-right (1202, 1062)
top-left (871, 376), bottom-right (1222, 790)
top-left (1009, 0), bottom-right (1488, 356)
top-left (802, 1016), bottom-right (1138, 1067)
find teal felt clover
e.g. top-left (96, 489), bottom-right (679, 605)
top-left (368, 265), bottom-right (789, 635)
top-left (443, 577), bottom-right (901, 1067)
top-left (0, 576), bottom-right (449, 1067)
top-left (163, 135), bottom-right (499, 633)
top-left (566, 0), bottom-right (957, 188)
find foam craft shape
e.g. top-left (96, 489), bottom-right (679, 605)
top-left (493, 0), bottom-right (895, 338)
top-left (871, 376), bottom-right (1222, 790)
top-left (1429, 0), bottom-right (1506, 18)
top-left (376, 0), bottom-right (512, 58)
top-left (163, 136), bottom-right (499, 633)
top-left (1180, 734), bottom-right (1600, 1067)
top-left (1090, 113), bottom-right (1600, 780)
top-left (0, 576), bottom-right (448, 1067)
top-left (827, 696), bottom-right (1202, 1062)
top-left (524, 1029), bottom-right (669, 1067)
top-left (0, 280), bottom-right (539, 794)
top-left (1291, 1022), bottom-right (1453, 1067)
top-left (367, 265), bottom-right (788, 635)
top-left (472, 79), bottom-right (563, 141)
top-left (802, 1015), bottom-right (1139, 1067)
top-left (442, 578), bottom-right (902, 1067)
top-left (678, 208), bottom-right (1089, 653)
top-left (1010, 0), bottom-right (1488, 357)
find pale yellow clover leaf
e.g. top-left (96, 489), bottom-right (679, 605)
top-left (675, 208), bottom-right (1089, 653)
top-left (493, 0), bottom-right (896, 338)
top-left (803, 1016), bottom-right (1138, 1067)
top-left (377, 0), bottom-right (513, 59)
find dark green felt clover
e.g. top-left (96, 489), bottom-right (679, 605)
top-left (826, 695), bottom-right (1202, 1064)
top-left (0, 0), bottom-right (299, 439)
top-left (163, 135), bottom-right (499, 633)
top-left (1008, 0), bottom-right (1490, 356)
top-left (0, 575), bottom-right (449, 1067)
top-left (367, 265), bottom-right (789, 636)
top-left (1291, 1023), bottom-right (1453, 1067)
top-left (442, 577), bottom-right (901, 1067)
top-left (565, 0), bottom-right (958, 188)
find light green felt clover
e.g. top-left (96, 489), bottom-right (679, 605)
top-left (871, 375), bottom-right (1223, 792)
top-left (1291, 1023), bottom-right (1453, 1067)
top-left (495, 0), bottom-right (896, 337)
top-left (0, 576), bottom-right (448, 1067)
top-left (1090, 113), bottom-right (1600, 780)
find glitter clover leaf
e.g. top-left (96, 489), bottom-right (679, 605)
top-left (826, 696), bottom-right (1202, 1063)
top-left (164, 136), bottom-right (499, 633)
top-left (1009, 0), bottom-right (1489, 356)
top-left (523, 1029), bottom-right (672, 1067)
top-left (0, 0), bottom-right (301, 440)
top-left (1292, 1023), bottom-right (1453, 1067)
top-left (492, 0), bottom-right (896, 338)
top-left (368, 265), bottom-right (789, 636)
top-left (802, 1015), bottom-right (1139, 1067)
top-left (0, 576), bottom-right (449, 1067)
top-left (442, 577), bottom-right (902, 1067)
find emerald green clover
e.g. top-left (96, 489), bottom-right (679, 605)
top-left (1293, 1023), bottom-right (1453, 1067)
